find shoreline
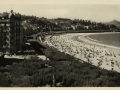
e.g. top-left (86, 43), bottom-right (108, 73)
top-left (77, 34), bottom-right (120, 50)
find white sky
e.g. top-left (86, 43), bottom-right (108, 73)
top-left (0, 0), bottom-right (120, 22)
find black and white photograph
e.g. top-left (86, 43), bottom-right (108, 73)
top-left (0, 0), bottom-right (120, 88)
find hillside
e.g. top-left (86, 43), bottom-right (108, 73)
top-left (105, 20), bottom-right (120, 27)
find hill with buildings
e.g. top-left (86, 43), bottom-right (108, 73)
top-left (20, 14), bottom-right (120, 33)
top-left (22, 16), bottom-right (120, 33)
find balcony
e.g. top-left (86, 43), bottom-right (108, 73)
top-left (6, 29), bottom-right (10, 32)
top-left (6, 24), bottom-right (10, 26)
top-left (5, 45), bottom-right (10, 48)
top-left (6, 35), bottom-right (10, 39)
top-left (3, 44), bottom-right (9, 48)
top-left (0, 19), bottom-right (10, 22)
top-left (6, 39), bottom-right (10, 43)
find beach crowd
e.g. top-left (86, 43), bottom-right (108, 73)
top-left (44, 33), bottom-right (120, 73)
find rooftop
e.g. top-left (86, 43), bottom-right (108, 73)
top-left (0, 10), bottom-right (21, 18)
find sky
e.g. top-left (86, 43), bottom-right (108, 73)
top-left (1, 0), bottom-right (120, 22)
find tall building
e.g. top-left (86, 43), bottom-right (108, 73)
top-left (0, 10), bottom-right (24, 54)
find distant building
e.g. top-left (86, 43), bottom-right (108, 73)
top-left (0, 10), bottom-right (24, 54)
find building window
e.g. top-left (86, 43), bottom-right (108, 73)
top-left (1, 26), bottom-right (3, 30)
top-left (4, 32), bottom-right (6, 36)
top-left (4, 37), bottom-right (6, 40)
top-left (3, 48), bottom-right (6, 53)
top-left (16, 23), bottom-right (19, 26)
top-left (14, 27), bottom-right (16, 30)
top-left (3, 42), bottom-right (7, 45)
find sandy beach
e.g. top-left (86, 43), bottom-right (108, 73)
top-left (44, 33), bottom-right (120, 73)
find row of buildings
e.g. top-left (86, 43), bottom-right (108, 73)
top-left (0, 10), bottom-right (64, 55)
top-left (0, 10), bottom-right (24, 54)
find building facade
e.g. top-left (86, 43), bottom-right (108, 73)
top-left (0, 10), bottom-right (24, 54)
